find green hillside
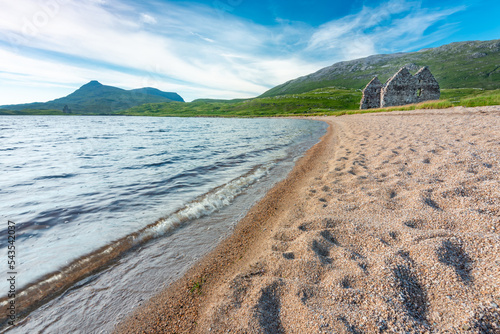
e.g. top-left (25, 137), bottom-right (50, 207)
top-left (120, 88), bottom-right (362, 117)
top-left (0, 81), bottom-right (184, 114)
top-left (118, 87), bottom-right (499, 117)
top-left (1, 39), bottom-right (498, 117)
top-left (0, 109), bottom-right (64, 115)
top-left (3, 87), bottom-right (497, 118)
top-left (261, 39), bottom-right (500, 97)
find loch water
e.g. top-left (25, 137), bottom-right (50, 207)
top-left (0, 116), bottom-right (326, 333)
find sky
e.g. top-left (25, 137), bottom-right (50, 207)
top-left (0, 0), bottom-right (498, 104)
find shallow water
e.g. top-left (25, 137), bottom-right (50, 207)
top-left (0, 116), bottom-right (326, 333)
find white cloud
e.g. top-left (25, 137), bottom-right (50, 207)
top-left (191, 32), bottom-right (215, 43)
top-left (140, 13), bottom-right (157, 25)
top-left (0, 0), bottom-right (465, 104)
top-left (307, 0), bottom-right (465, 60)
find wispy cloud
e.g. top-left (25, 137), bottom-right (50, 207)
top-left (140, 13), bottom-right (157, 25)
top-left (306, 0), bottom-right (466, 59)
top-left (0, 0), bottom-right (465, 104)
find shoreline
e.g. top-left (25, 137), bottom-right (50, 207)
top-left (116, 106), bottom-right (500, 333)
top-left (114, 116), bottom-right (336, 333)
top-left (0, 118), bottom-right (325, 333)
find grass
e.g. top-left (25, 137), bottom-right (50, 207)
top-left (118, 87), bottom-right (500, 118)
top-left (370, 88), bottom-right (500, 113)
top-left (260, 40), bottom-right (500, 97)
top-left (2, 87), bottom-right (498, 118)
top-left (459, 89), bottom-right (500, 107)
top-left (189, 277), bottom-right (206, 295)
top-left (0, 109), bottom-right (68, 115)
top-left (119, 88), bottom-right (362, 117)
top-left (1, 81), bottom-right (184, 115)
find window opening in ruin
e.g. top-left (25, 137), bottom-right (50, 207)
top-left (418, 88), bottom-right (422, 97)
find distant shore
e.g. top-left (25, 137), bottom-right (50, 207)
top-left (116, 106), bottom-right (500, 333)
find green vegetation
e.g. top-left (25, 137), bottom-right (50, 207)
top-left (261, 39), bottom-right (500, 97)
top-left (3, 88), bottom-right (498, 118)
top-left (0, 108), bottom-right (66, 115)
top-left (2, 40), bottom-right (499, 117)
top-left (358, 88), bottom-right (500, 114)
top-left (120, 88), bottom-right (362, 117)
top-left (189, 277), bottom-right (206, 295)
top-left (117, 39), bottom-right (500, 118)
top-left (119, 87), bottom-right (500, 118)
top-left (457, 89), bottom-right (500, 107)
top-left (1, 81), bottom-right (184, 114)
top-left (439, 88), bottom-right (488, 101)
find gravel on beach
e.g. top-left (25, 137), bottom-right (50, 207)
top-left (116, 106), bottom-right (500, 334)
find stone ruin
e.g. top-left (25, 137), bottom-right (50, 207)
top-left (360, 77), bottom-right (382, 109)
top-left (360, 66), bottom-right (440, 109)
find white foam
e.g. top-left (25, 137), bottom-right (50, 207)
top-left (135, 164), bottom-right (272, 243)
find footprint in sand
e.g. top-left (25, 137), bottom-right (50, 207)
top-left (311, 239), bottom-right (333, 265)
top-left (437, 239), bottom-right (474, 284)
top-left (392, 252), bottom-right (428, 321)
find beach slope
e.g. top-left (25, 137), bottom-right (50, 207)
top-left (116, 106), bottom-right (500, 333)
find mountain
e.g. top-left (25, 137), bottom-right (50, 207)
top-left (1, 81), bottom-right (184, 114)
top-left (128, 87), bottom-right (184, 102)
top-left (261, 39), bottom-right (500, 97)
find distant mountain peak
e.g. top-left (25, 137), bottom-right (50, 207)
top-left (81, 80), bottom-right (103, 89)
top-left (0, 80), bottom-right (185, 114)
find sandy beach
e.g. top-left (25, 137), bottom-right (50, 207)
top-left (115, 106), bottom-right (500, 333)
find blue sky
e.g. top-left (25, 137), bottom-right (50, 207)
top-left (0, 0), bottom-right (498, 104)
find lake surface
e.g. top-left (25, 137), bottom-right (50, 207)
top-left (0, 116), bottom-right (326, 333)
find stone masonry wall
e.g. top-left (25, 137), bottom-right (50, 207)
top-left (414, 66), bottom-right (440, 102)
top-left (360, 66), bottom-right (440, 109)
top-left (360, 77), bottom-right (382, 109)
top-left (380, 67), bottom-right (418, 108)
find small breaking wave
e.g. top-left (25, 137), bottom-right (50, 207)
top-left (136, 164), bottom-right (271, 243)
top-left (0, 163), bottom-right (272, 327)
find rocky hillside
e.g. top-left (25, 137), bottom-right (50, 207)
top-left (261, 39), bottom-right (500, 97)
top-left (1, 81), bottom-right (184, 114)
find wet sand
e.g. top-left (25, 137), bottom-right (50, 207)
top-left (115, 106), bottom-right (500, 333)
